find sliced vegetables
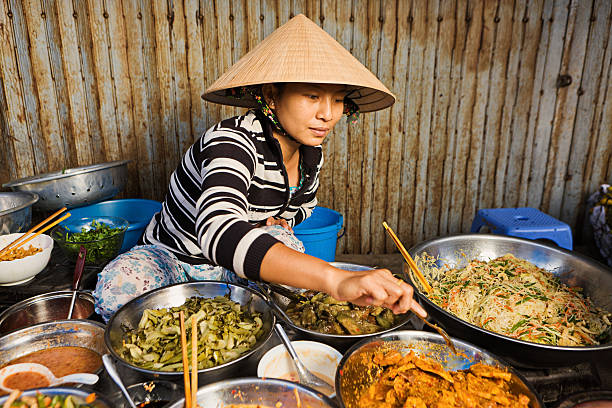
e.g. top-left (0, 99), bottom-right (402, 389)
top-left (3, 391), bottom-right (96, 408)
top-left (121, 296), bottom-right (264, 371)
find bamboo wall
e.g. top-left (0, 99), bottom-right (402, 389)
top-left (0, 0), bottom-right (611, 254)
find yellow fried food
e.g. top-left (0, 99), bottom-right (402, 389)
top-left (358, 351), bottom-right (531, 408)
top-left (0, 245), bottom-right (42, 262)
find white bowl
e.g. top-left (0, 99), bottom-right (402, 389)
top-left (0, 233), bottom-right (53, 285)
top-left (257, 340), bottom-right (342, 398)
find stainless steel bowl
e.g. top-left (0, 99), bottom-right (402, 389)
top-left (0, 192), bottom-right (38, 234)
top-left (166, 377), bottom-right (337, 408)
top-left (0, 290), bottom-right (95, 335)
top-left (407, 234), bottom-right (612, 367)
top-left (0, 319), bottom-right (107, 370)
top-left (336, 330), bottom-right (544, 408)
top-left (105, 281), bottom-right (275, 385)
top-left (3, 160), bottom-right (130, 210)
top-left (0, 386), bottom-right (112, 407)
top-left (264, 262), bottom-right (413, 350)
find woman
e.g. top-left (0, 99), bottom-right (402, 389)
top-left (94, 14), bottom-right (426, 322)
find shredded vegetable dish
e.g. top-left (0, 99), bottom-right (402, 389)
top-left (121, 296), bottom-right (264, 371)
top-left (357, 350), bottom-right (530, 408)
top-left (421, 254), bottom-right (611, 346)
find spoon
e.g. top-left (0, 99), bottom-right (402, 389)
top-left (0, 363), bottom-right (98, 393)
top-left (67, 245), bottom-right (86, 319)
top-left (274, 323), bottom-right (335, 397)
top-left (103, 354), bottom-right (137, 408)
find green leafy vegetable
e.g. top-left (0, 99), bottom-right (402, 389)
top-left (57, 220), bottom-right (125, 265)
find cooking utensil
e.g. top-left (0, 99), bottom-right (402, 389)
top-left (179, 311), bottom-right (191, 408)
top-left (102, 354), bottom-right (137, 408)
top-left (0, 387), bottom-right (112, 408)
top-left (335, 330), bottom-right (544, 408)
top-left (0, 363), bottom-right (98, 393)
top-left (407, 234), bottom-right (612, 367)
top-left (67, 246), bottom-right (87, 319)
top-left (260, 262), bottom-right (413, 350)
top-left (105, 281), bottom-right (275, 385)
top-left (381, 221), bottom-right (457, 354)
top-left (0, 207), bottom-right (68, 258)
top-left (3, 160), bottom-right (130, 211)
top-left (0, 192), bottom-right (38, 234)
top-left (166, 377), bottom-right (336, 408)
top-left (0, 291), bottom-right (95, 335)
top-left (274, 323), bottom-right (335, 397)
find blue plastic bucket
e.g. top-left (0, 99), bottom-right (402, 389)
top-left (67, 199), bottom-right (162, 253)
top-left (293, 206), bottom-right (344, 262)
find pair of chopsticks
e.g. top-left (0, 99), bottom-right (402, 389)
top-left (179, 311), bottom-right (200, 408)
top-left (382, 221), bottom-right (432, 293)
top-left (0, 207), bottom-right (71, 258)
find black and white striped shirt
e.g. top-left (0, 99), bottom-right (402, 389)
top-left (143, 110), bottom-right (322, 280)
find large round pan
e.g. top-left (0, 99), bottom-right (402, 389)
top-left (336, 330), bottom-right (543, 408)
top-left (262, 262), bottom-right (414, 351)
top-left (105, 281), bottom-right (275, 385)
top-left (406, 234), bottom-right (612, 368)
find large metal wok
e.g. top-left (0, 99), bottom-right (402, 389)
top-left (105, 281), bottom-right (275, 385)
top-left (259, 262), bottom-right (414, 351)
top-left (336, 330), bottom-right (543, 408)
top-left (406, 234), bottom-right (612, 368)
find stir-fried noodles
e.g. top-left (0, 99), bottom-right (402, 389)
top-left (419, 254), bottom-right (610, 346)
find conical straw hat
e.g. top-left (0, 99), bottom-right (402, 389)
top-left (202, 14), bottom-right (395, 113)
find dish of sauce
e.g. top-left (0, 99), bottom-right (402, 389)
top-left (5, 346), bottom-right (102, 378)
top-left (3, 371), bottom-right (49, 390)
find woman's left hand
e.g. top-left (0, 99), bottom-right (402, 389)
top-left (261, 216), bottom-right (292, 232)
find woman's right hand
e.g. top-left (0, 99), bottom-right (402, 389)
top-left (327, 267), bottom-right (427, 317)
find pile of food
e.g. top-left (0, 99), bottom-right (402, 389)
top-left (2, 391), bottom-right (97, 408)
top-left (422, 254), bottom-right (611, 346)
top-left (121, 296), bottom-right (264, 371)
top-left (0, 245), bottom-right (41, 262)
top-left (285, 291), bottom-right (399, 335)
top-left (54, 220), bottom-right (125, 265)
top-left (357, 350), bottom-right (530, 408)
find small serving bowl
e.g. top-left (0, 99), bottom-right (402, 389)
top-left (109, 380), bottom-right (183, 408)
top-left (0, 233), bottom-right (53, 286)
top-left (0, 387), bottom-right (111, 407)
top-left (257, 340), bottom-right (342, 398)
top-left (51, 216), bottom-right (128, 266)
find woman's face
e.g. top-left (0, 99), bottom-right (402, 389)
top-left (264, 83), bottom-right (349, 146)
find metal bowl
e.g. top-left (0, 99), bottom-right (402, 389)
top-left (264, 262), bottom-right (413, 351)
top-left (0, 319), bottom-right (107, 373)
top-left (336, 330), bottom-right (543, 408)
top-left (0, 386), bottom-right (112, 407)
top-left (105, 281), bottom-right (275, 385)
top-left (407, 234), bottom-right (612, 367)
top-left (0, 290), bottom-right (95, 335)
top-left (555, 390), bottom-right (612, 408)
top-left (166, 377), bottom-right (337, 408)
top-left (0, 192), bottom-right (38, 234)
top-left (2, 160), bottom-right (130, 210)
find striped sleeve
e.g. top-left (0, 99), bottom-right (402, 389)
top-left (195, 123), bottom-right (279, 280)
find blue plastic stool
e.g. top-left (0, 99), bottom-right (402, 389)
top-left (470, 207), bottom-right (573, 250)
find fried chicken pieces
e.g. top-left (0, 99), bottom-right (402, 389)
top-left (357, 350), bottom-right (531, 408)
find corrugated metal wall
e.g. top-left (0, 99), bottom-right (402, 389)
top-left (1, 0), bottom-right (610, 254)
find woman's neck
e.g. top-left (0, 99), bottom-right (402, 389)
top-left (273, 131), bottom-right (300, 166)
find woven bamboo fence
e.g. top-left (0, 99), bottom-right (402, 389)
top-left (0, 0), bottom-right (610, 254)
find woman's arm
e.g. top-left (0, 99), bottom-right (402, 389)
top-left (260, 242), bottom-right (427, 317)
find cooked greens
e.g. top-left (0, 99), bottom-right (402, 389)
top-left (285, 291), bottom-right (399, 335)
top-left (121, 296), bottom-right (264, 371)
top-left (6, 392), bottom-right (96, 407)
top-left (56, 219), bottom-right (125, 265)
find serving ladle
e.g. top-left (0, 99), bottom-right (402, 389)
top-left (274, 323), bottom-right (335, 397)
top-left (0, 363), bottom-right (98, 393)
top-left (103, 354), bottom-right (138, 408)
top-left (67, 246), bottom-right (86, 319)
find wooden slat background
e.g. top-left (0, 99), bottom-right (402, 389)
top-left (0, 0), bottom-right (611, 254)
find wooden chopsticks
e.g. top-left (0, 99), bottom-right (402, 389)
top-left (179, 311), bottom-right (200, 408)
top-left (0, 207), bottom-right (71, 258)
top-left (382, 221), bottom-right (433, 294)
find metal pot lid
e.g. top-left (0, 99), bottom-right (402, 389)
top-left (2, 160), bottom-right (131, 188)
